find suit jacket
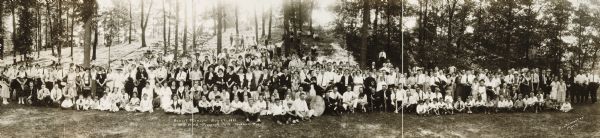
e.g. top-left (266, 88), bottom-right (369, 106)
top-left (339, 75), bottom-right (354, 87)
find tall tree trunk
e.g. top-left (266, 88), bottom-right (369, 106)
top-left (57, 0), bottom-right (62, 63)
top-left (293, 0), bottom-right (300, 52)
top-left (360, 0), bottom-right (370, 68)
top-left (266, 6), bottom-right (272, 46)
top-left (83, 15), bottom-right (92, 68)
top-left (298, 0), bottom-right (303, 33)
top-left (221, 10), bottom-right (226, 33)
top-left (11, 3), bottom-right (16, 63)
top-left (191, 0), bottom-right (196, 50)
top-left (174, 0), bottom-right (179, 60)
top-left (261, 5), bottom-right (265, 37)
top-left (254, 7), bottom-right (259, 45)
top-left (183, 1), bottom-right (187, 56)
top-left (92, 21), bottom-right (98, 60)
top-left (386, 0), bottom-right (391, 51)
top-left (70, 6), bottom-right (74, 58)
top-left (129, 0), bottom-right (132, 44)
top-left (168, 23), bottom-right (171, 55)
top-left (0, 1), bottom-right (4, 59)
top-left (213, 5), bottom-right (217, 35)
top-left (37, 3), bottom-right (42, 58)
top-left (140, 0), bottom-right (152, 48)
top-left (309, 0), bottom-right (314, 36)
top-left (162, 0), bottom-right (167, 55)
top-left (283, 0), bottom-right (290, 56)
top-left (46, 0), bottom-right (53, 55)
top-left (235, 3), bottom-right (239, 35)
top-left (216, 0), bottom-right (222, 54)
top-left (373, 3), bottom-right (379, 52)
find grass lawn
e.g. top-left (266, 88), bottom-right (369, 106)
top-left (0, 103), bottom-right (598, 137)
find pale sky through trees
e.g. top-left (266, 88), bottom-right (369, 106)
top-left (96, 0), bottom-right (338, 30)
top-left (3, 0), bottom-right (598, 41)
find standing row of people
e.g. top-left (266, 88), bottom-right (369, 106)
top-left (0, 45), bottom-right (597, 124)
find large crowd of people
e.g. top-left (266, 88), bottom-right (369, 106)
top-left (0, 43), bottom-right (598, 125)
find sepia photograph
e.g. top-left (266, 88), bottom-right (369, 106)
top-left (0, 0), bottom-right (599, 137)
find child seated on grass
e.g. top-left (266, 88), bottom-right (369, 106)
top-left (165, 96), bottom-right (181, 114)
top-left (98, 95), bottom-right (110, 111)
top-left (257, 97), bottom-right (269, 115)
top-left (137, 93), bottom-right (153, 113)
top-left (284, 102), bottom-right (297, 124)
top-left (269, 99), bottom-right (286, 124)
top-left (230, 96), bottom-right (244, 115)
top-left (82, 96), bottom-right (93, 110)
top-left (534, 93), bottom-right (544, 113)
top-left (523, 94), bottom-right (536, 113)
top-left (75, 95), bottom-right (85, 110)
top-left (544, 99), bottom-right (560, 110)
top-left (442, 99), bottom-right (454, 115)
top-left (61, 86), bottom-right (76, 109)
top-left (466, 96), bottom-right (475, 114)
top-left (197, 96), bottom-right (210, 114)
top-left (210, 96), bottom-right (223, 115)
top-left (221, 100), bottom-right (235, 115)
top-left (430, 99), bottom-right (440, 115)
top-left (343, 86), bottom-right (357, 113)
top-left (118, 90), bottom-right (130, 109)
top-left (559, 101), bottom-right (572, 112)
top-left (474, 96), bottom-right (486, 113)
top-left (513, 94), bottom-right (525, 112)
top-left (293, 93), bottom-right (314, 121)
top-left (243, 98), bottom-right (261, 123)
top-left (125, 93), bottom-right (140, 112)
top-left (484, 98), bottom-right (496, 114)
top-left (416, 101), bottom-right (428, 116)
top-left (497, 96), bottom-right (512, 112)
top-left (181, 96), bottom-right (199, 114)
top-left (454, 98), bottom-right (466, 113)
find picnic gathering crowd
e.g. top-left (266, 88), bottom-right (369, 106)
top-left (0, 42), bottom-right (598, 125)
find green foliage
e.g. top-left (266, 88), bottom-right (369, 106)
top-left (334, 0), bottom-right (599, 74)
top-left (15, 0), bottom-right (36, 57)
top-left (101, 2), bottom-right (128, 46)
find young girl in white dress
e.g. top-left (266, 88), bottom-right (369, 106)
top-left (181, 96), bottom-right (199, 114)
top-left (197, 96), bottom-right (210, 114)
top-left (98, 94), bottom-right (111, 111)
top-left (108, 90), bottom-right (120, 112)
top-left (158, 84), bottom-right (173, 111)
top-left (75, 95), bottom-right (85, 110)
top-left (82, 96), bottom-right (93, 110)
top-left (61, 85), bottom-right (76, 109)
top-left (230, 96), bottom-right (243, 114)
top-left (137, 93), bottom-right (153, 113)
top-left (220, 99), bottom-right (235, 115)
top-left (164, 96), bottom-right (180, 114)
top-left (125, 94), bottom-right (140, 112)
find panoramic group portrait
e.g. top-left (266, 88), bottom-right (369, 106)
top-left (0, 0), bottom-right (599, 137)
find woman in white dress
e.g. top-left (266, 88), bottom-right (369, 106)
top-left (157, 82), bottom-right (173, 110)
top-left (0, 79), bottom-right (10, 104)
top-left (549, 77), bottom-right (559, 100)
top-left (61, 84), bottom-right (77, 109)
top-left (557, 79), bottom-right (567, 103)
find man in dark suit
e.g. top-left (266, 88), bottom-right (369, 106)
top-left (374, 84), bottom-right (388, 112)
top-left (363, 71), bottom-right (377, 112)
top-left (337, 70), bottom-right (354, 94)
top-left (278, 68), bottom-right (292, 89)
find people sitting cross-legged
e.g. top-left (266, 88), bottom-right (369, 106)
top-left (243, 98), bottom-right (262, 123)
top-left (137, 93), bottom-right (154, 113)
top-left (125, 94), bottom-right (140, 112)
